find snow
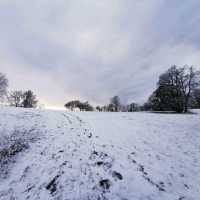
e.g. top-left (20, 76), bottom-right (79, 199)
top-left (0, 107), bottom-right (200, 200)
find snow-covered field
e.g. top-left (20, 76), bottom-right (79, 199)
top-left (0, 107), bottom-right (200, 200)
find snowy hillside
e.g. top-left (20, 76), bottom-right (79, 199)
top-left (0, 107), bottom-right (200, 200)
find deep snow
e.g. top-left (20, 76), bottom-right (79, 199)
top-left (0, 107), bottom-right (200, 200)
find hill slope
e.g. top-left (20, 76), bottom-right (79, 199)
top-left (0, 107), bottom-right (200, 200)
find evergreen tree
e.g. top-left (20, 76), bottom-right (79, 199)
top-left (22, 90), bottom-right (38, 108)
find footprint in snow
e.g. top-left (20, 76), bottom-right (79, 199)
top-left (99, 179), bottom-right (112, 191)
top-left (112, 171), bottom-right (123, 180)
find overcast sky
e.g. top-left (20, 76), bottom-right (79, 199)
top-left (0, 0), bottom-right (200, 108)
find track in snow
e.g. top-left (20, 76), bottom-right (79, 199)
top-left (0, 108), bottom-right (200, 200)
top-left (0, 110), bottom-right (124, 200)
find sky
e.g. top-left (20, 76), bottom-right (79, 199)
top-left (0, 0), bottom-right (200, 108)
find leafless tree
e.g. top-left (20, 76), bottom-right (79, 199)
top-left (148, 65), bottom-right (200, 112)
top-left (0, 73), bottom-right (8, 101)
top-left (8, 91), bottom-right (24, 107)
top-left (179, 66), bottom-right (200, 112)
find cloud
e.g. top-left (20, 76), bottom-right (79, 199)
top-left (0, 0), bottom-right (200, 107)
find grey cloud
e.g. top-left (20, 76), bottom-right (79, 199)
top-left (0, 0), bottom-right (200, 107)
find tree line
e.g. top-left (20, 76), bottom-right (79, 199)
top-left (64, 96), bottom-right (139, 112)
top-left (144, 65), bottom-right (200, 113)
top-left (1, 65), bottom-right (200, 112)
top-left (0, 73), bottom-right (38, 108)
top-left (64, 65), bottom-right (200, 113)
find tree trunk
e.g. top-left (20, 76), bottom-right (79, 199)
top-left (184, 96), bottom-right (189, 113)
top-left (184, 104), bottom-right (188, 113)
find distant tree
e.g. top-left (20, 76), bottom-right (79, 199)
top-left (102, 105), bottom-right (108, 112)
top-left (65, 100), bottom-right (81, 111)
top-left (96, 106), bottom-right (102, 112)
top-left (0, 73), bottom-right (8, 101)
top-left (85, 102), bottom-right (94, 111)
top-left (77, 101), bottom-right (94, 111)
top-left (110, 96), bottom-right (121, 112)
top-left (22, 90), bottom-right (38, 108)
top-left (128, 102), bottom-right (139, 112)
top-left (64, 100), bottom-right (94, 111)
top-left (107, 103), bottom-right (115, 112)
top-left (181, 67), bottom-right (200, 112)
top-left (147, 65), bottom-right (200, 113)
top-left (8, 91), bottom-right (24, 107)
top-left (190, 89), bottom-right (200, 108)
top-left (120, 105), bottom-right (128, 112)
top-left (143, 92), bottom-right (156, 111)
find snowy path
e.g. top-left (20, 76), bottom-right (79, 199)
top-left (0, 109), bottom-right (127, 200)
top-left (0, 108), bottom-right (200, 200)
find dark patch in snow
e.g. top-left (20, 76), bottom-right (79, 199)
top-left (128, 153), bottom-right (166, 192)
top-left (99, 179), bottom-right (112, 191)
top-left (96, 161), bottom-right (104, 166)
top-left (46, 175), bottom-right (60, 195)
top-left (178, 196), bottom-right (185, 200)
top-left (20, 166), bottom-right (30, 181)
top-left (184, 184), bottom-right (189, 189)
top-left (0, 137), bottom-right (29, 179)
top-left (62, 113), bottom-right (73, 124)
top-left (88, 132), bottom-right (92, 138)
top-left (143, 176), bottom-right (165, 192)
top-left (23, 185), bottom-right (35, 193)
top-left (138, 164), bottom-right (145, 172)
top-left (0, 141), bottom-right (28, 159)
top-left (112, 171), bottom-right (123, 180)
top-left (90, 150), bottom-right (114, 172)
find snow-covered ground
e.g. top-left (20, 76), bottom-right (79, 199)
top-left (0, 107), bottom-right (200, 200)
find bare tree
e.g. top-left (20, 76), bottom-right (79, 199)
top-left (8, 91), bottom-right (24, 107)
top-left (179, 66), bottom-right (200, 112)
top-left (147, 65), bottom-right (200, 113)
top-left (0, 73), bottom-right (8, 101)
